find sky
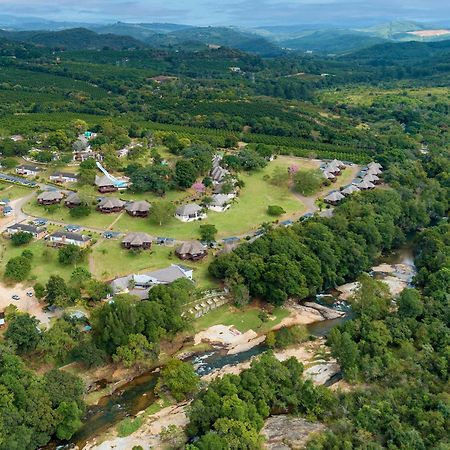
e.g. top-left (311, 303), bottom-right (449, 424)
top-left (1, 0), bottom-right (450, 26)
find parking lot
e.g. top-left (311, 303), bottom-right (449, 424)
top-left (0, 282), bottom-right (60, 327)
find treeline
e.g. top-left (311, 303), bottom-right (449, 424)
top-left (210, 150), bottom-right (449, 305)
top-left (0, 344), bottom-right (85, 448)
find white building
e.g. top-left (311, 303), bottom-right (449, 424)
top-left (175, 204), bottom-right (206, 222)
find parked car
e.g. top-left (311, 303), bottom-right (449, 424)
top-left (12, 294), bottom-right (20, 300)
top-left (26, 291), bottom-right (33, 297)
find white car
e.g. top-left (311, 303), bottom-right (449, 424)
top-left (26, 291), bottom-right (33, 297)
top-left (12, 294), bottom-right (20, 301)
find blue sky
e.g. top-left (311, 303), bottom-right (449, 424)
top-left (1, 0), bottom-right (450, 26)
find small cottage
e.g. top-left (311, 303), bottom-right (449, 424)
top-left (125, 200), bottom-right (151, 217)
top-left (324, 191), bottom-right (345, 205)
top-left (122, 232), bottom-right (153, 250)
top-left (97, 197), bottom-right (125, 213)
top-left (175, 204), bottom-right (206, 222)
top-left (48, 231), bottom-right (91, 248)
top-left (6, 223), bottom-right (46, 239)
top-left (95, 175), bottom-right (118, 193)
top-left (64, 192), bottom-right (83, 208)
top-left (37, 190), bottom-right (64, 205)
top-left (175, 241), bottom-right (207, 261)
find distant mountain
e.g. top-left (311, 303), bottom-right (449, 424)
top-left (0, 28), bottom-right (146, 50)
top-left (147, 27), bottom-right (283, 56)
top-left (89, 22), bottom-right (191, 41)
top-left (278, 30), bottom-right (387, 54)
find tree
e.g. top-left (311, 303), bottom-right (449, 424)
top-left (158, 359), bottom-right (199, 401)
top-left (175, 159), bottom-right (198, 189)
top-left (69, 204), bottom-right (91, 218)
top-left (294, 169), bottom-right (323, 195)
top-left (267, 205), bottom-right (286, 216)
top-left (230, 282), bottom-right (250, 307)
top-left (4, 255), bottom-right (31, 281)
top-left (55, 401), bottom-right (83, 440)
top-left (70, 266), bottom-right (92, 288)
top-left (199, 224), bottom-right (217, 243)
top-left (150, 201), bottom-right (175, 226)
top-left (34, 282), bottom-right (46, 299)
top-left (270, 166), bottom-right (289, 187)
top-left (113, 333), bottom-right (159, 368)
top-left (72, 337), bottom-right (107, 368)
top-left (84, 279), bottom-right (111, 302)
top-left (46, 275), bottom-right (71, 307)
top-left (38, 319), bottom-right (76, 363)
top-left (58, 244), bottom-right (84, 265)
top-left (10, 231), bottom-right (33, 246)
top-left (5, 313), bottom-right (41, 353)
top-left (397, 288), bottom-right (423, 318)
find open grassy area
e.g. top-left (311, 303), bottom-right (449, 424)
top-left (0, 237), bottom-right (88, 284)
top-left (90, 239), bottom-right (218, 290)
top-left (194, 304), bottom-right (290, 334)
top-left (0, 182), bottom-right (35, 201)
top-left (21, 156), bottom-right (331, 240)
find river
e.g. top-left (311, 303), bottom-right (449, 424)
top-left (47, 244), bottom-right (415, 449)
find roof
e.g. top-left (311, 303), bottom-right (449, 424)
top-left (366, 166), bottom-right (382, 175)
top-left (110, 264), bottom-right (192, 295)
top-left (95, 175), bottom-right (115, 187)
top-left (176, 240), bottom-right (205, 255)
top-left (37, 190), bottom-right (64, 201)
top-left (322, 171), bottom-right (336, 179)
top-left (363, 173), bottom-right (379, 183)
top-left (367, 162), bottom-right (383, 170)
top-left (122, 232), bottom-right (153, 246)
top-left (65, 192), bottom-right (82, 204)
top-left (324, 191), bottom-right (345, 202)
top-left (176, 203), bottom-right (202, 216)
top-left (125, 200), bottom-right (151, 213)
top-left (98, 197), bottom-right (125, 209)
top-left (49, 231), bottom-right (90, 242)
top-left (211, 166), bottom-right (228, 182)
top-left (341, 184), bottom-right (360, 196)
top-left (17, 164), bottom-right (42, 172)
top-left (356, 179), bottom-right (375, 189)
top-left (7, 223), bottom-right (44, 234)
top-left (210, 194), bottom-right (231, 207)
top-left (51, 172), bottom-right (78, 179)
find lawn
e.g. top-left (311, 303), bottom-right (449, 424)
top-left (0, 183), bottom-right (35, 201)
top-left (90, 239), bottom-right (218, 290)
top-left (194, 304), bottom-right (291, 334)
top-left (0, 238), bottom-right (88, 284)
top-left (21, 156), bottom-right (332, 240)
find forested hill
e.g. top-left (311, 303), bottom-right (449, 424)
top-left (344, 38), bottom-right (450, 64)
top-left (147, 26), bottom-right (283, 56)
top-left (0, 28), bottom-right (146, 50)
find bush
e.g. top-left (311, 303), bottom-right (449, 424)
top-left (69, 205), bottom-right (91, 218)
top-left (11, 231), bottom-right (33, 246)
top-left (5, 255), bottom-right (32, 281)
top-left (267, 205), bottom-right (286, 217)
top-left (58, 244), bottom-right (84, 265)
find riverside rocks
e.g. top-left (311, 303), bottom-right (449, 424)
top-left (261, 415), bottom-right (326, 449)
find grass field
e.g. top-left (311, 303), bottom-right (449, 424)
top-left (22, 157), bottom-right (308, 239)
top-left (0, 238), bottom-right (88, 284)
top-left (0, 183), bottom-right (35, 201)
top-left (194, 304), bottom-right (290, 334)
top-left (90, 239), bottom-right (217, 289)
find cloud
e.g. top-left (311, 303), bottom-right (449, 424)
top-left (0, 0), bottom-right (449, 25)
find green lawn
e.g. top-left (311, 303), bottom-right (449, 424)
top-left (0, 238), bottom-right (88, 284)
top-left (90, 239), bottom-right (218, 290)
top-left (21, 157), bottom-right (324, 240)
top-left (194, 304), bottom-right (290, 334)
top-left (0, 183), bottom-right (35, 201)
